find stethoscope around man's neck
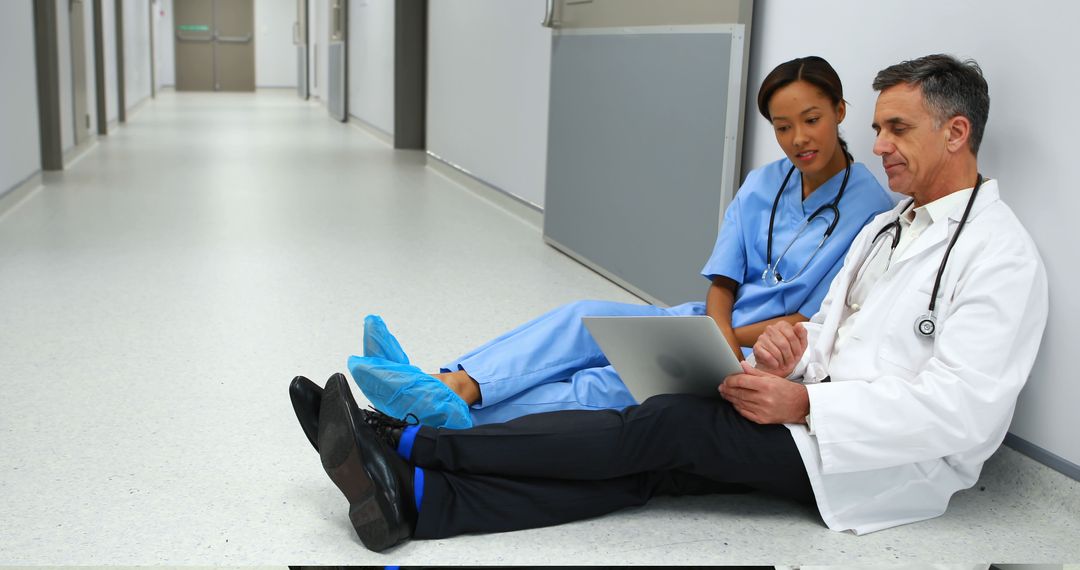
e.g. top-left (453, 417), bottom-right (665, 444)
top-left (857, 173), bottom-right (985, 338)
top-left (762, 155), bottom-right (852, 286)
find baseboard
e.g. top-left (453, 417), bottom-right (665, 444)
top-left (425, 152), bottom-right (544, 230)
top-left (125, 95), bottom-right (151, 121)
top-left (0, 171), bottom-right (44, 219)
top-left (63, 136), bottom-right (99, 169)
top-left (543, 235), bottom-right (658, 306)
top-left (1004, 433), bottom-right (1080, 482)
top-left (348, 115), bottom-right (394, 147)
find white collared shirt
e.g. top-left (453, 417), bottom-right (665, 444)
top-left (831, 187), bottom-right (975, 363)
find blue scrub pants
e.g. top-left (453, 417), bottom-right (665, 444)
top-left (441, 299), bottom-right (706, 424)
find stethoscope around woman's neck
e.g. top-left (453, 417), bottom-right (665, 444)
top-left (857, 173), bottom-right (985, 338)
top-left (762, 156), bottom-right (852, 286)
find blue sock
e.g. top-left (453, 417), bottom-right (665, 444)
top-left (396, 425), bottom-right (420, 461)
top-left (413, 467), bottom-right (425, 513)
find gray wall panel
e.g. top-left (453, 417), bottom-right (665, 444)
top-left (543, 31), bottom-right (733, 306)
top-left (328, 41), bottom-right (346, 120)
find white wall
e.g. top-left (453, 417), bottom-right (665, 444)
top-left (426, 0), bottom-right (551, 208)
top-left (124, 0), bottom-right (152, 106)
top-left (255, 0), bottom-right (298, 87)
top-left (0, 1), bottom-right (40, 196)
top-left (744, 0), bottom-right (1080, 470)
top-left (309, 0), bottom-right (328, 99)
top-left (347, 0), bottom-right (394, 134)
top-left (57, 0), bottom-right (100, 150)
top-left (157, 0), bottom-right (174, 87)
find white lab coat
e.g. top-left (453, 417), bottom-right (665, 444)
top-left (785, 179), bottom-right (1049, 534)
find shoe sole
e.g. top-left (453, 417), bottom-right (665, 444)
top-left (288, 376), bottom-right (320, 452)
top-left (319, 377), bottom-right (407, 552)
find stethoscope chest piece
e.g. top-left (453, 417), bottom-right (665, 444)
top-left (914, 313), bottom-right (937, 337)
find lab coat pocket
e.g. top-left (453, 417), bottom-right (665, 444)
top-left (878, 286), bottom-right (935, 373)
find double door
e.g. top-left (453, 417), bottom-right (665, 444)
top-left (175, 0), bottom-right (254, 91)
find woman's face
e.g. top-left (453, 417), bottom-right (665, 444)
top-left (767, 80), bottom-right (846, 178)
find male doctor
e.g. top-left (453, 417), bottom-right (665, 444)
top-left (730, 53), bottom-right (1049, 532)
top-left (312, 54), bottom-right (1048, 551)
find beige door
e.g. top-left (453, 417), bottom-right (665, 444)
top-left (174, 0), bottom-right (253, 92)
top-left (174, 0), bottom-right (215, 91)
top-left (70, 0), bottom-right (90, 144)
top-left (214, 0), bottom-right (254, 91)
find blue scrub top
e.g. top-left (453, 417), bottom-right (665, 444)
top-left (701, 157), bottom-right (895, 328)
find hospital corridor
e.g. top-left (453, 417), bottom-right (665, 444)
top-left (3, 0), bottom-right (1080, 567)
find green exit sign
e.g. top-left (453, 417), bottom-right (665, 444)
top-left (178, 24), bottom-right (210, 32)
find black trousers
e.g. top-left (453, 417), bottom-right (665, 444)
top-left (409, 394), bottom-right (813, 538)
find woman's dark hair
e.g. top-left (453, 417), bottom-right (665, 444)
top-left (757, 56), bottom-right (852, 160)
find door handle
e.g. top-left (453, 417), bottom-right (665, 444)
top-left (176, 31), bottom-right (213, 42)
top-left (541, 0), bottom-right (559, 28)
top-left (216, 33), bottom-right (253, 43)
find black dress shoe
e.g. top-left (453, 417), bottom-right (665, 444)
top-left (357, 407), bottom-right (419, 452)
top-left (289, 375), bottom-right (323, 452)
top-left (319, 373), bottom-right (415, 552)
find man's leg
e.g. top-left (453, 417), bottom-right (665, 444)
top-left (409, 394), bottom-right (809, 489)
top-left (407, 395), bottom-right (810, 537)
top-left (415, 471), bottom-right (656, 537)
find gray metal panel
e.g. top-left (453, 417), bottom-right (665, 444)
top-left (33, 0), bottom-right (63, 170)
top-left (543, 30), bottom-right (734, 306)
top-left (394, 0), bottom-right (426, 149)
top-left (297, 46), bottom-right (308, 99)
top-left (328, 42), bottom-right (346, 121)
top-left (114, 0), bottom-right (124, 120)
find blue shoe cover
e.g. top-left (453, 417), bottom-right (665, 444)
top-left (363, 315), bottom-right (410, 364)
top-left (347, 355), bottom-right (474, 430)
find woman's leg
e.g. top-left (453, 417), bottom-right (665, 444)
top-left (469, 365), bottom-right (636, 425)
top-left (446, 300), bottom-right (705, 408)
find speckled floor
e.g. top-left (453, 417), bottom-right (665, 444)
top-left (0, 90), bottom-right (1077, 566)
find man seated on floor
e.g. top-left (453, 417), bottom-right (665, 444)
top-left (305, 54), bottom-right (1048, 552)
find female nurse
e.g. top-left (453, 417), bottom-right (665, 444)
top-left (289, 56), bottom-right (895, 437)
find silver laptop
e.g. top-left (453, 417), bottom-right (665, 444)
top-left (582, 315), bottom-right (744, 401)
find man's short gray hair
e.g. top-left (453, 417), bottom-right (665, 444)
top-left (873, 54), bottom-right (990, 154)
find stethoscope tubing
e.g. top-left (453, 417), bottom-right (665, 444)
top-left (764, 156), bottom-right (852, 281)
top-left (856, 174), bottom-right (984, 337)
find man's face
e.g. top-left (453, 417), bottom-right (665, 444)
top-left (871, 83), bottom-right (950, 202)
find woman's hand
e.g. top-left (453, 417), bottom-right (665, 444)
top-left (752, 321), bottom-right (808, 378)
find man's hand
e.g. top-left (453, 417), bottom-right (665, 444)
top-left (719, 362), bottom-right (809, 425)
top-left (752, 321), bottom-right (808, 377)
